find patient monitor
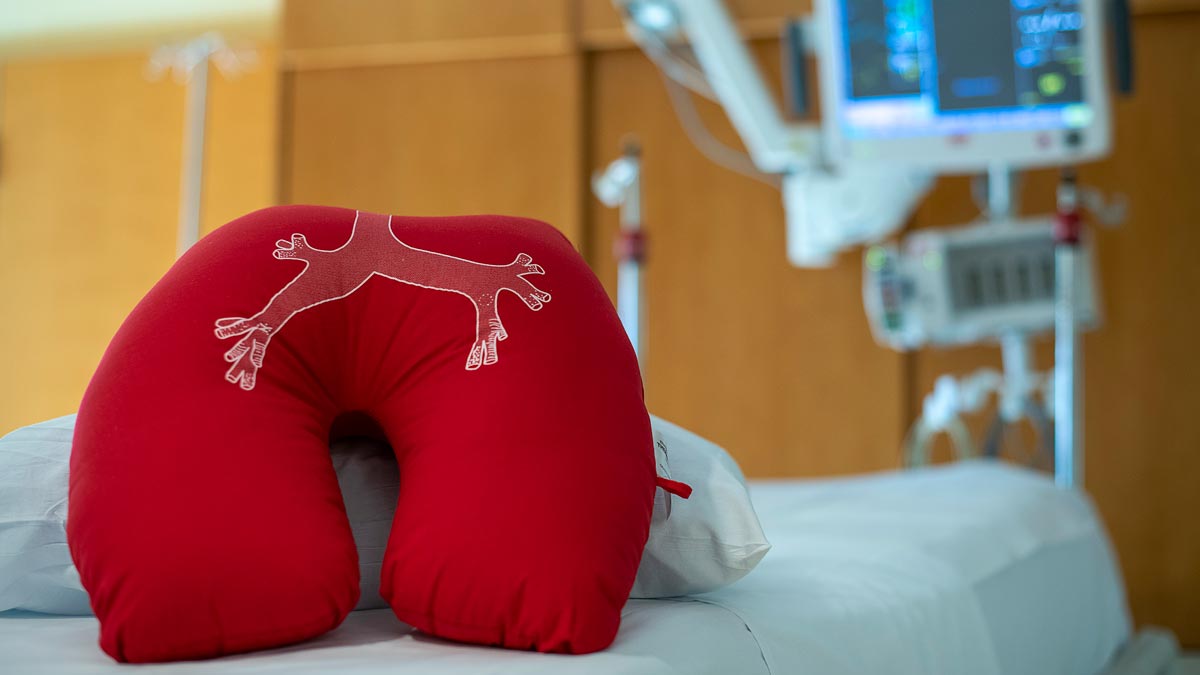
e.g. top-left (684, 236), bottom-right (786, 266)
top-left (816, 0), bottom-right (1112, 172)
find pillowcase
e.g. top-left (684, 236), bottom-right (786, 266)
top-left (631, 416), bottom-right (771, 598)
top-left (1, 412), bottom-right (764, 614)
top-left (328, 436), bottom-right (398, 612)
top-left (0, 414), bottom-right (91, 615)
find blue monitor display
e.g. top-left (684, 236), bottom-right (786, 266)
top-left (836, 0), bottom-right (1093, 139)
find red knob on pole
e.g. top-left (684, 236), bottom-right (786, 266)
top-left (614, 229), bottom-right (647, 264)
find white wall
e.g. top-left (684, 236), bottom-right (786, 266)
top-left (0, 0), bottom-right (279, 59)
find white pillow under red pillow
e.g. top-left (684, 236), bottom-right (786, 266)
top-left (0, 416), bottom-right (398, 615)
top-left (1, 414), bottom-right (768, 613)
top-left (0, 414), bottom-right (89, 615)
top-left (632, 416), bottom-right (771, 598)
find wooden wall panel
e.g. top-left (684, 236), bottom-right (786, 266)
top-left (579, 0), bottom-right (814, 47)
top-left (1136, 0), bottom-right (1200, 12)
top-left (588, 44), bottom-right (905, 478)
top-left (282, 0), bottom-right (575, 71)
top-left (910, 14), bottom-right (1200, 644)
top-left (202, 46), bottom-right (281, 235)
top-left (0, 53), bottom-right (182, 433)
top-left (0, 47), bottom-right (279, 434)
top-left (284, 0), bottom-right (572, 50)
top-left (283, 55), bottom-right (584, 243)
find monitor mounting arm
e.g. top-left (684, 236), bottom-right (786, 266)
top-left (615, 0), bottom-right (931, 267)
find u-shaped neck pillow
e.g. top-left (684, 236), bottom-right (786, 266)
top-left (67, 206), bottom-right (656, 662)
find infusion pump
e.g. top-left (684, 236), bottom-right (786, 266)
top-left (863, 219), bottom-right (1099, 350)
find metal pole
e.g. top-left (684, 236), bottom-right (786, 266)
top-left (987, 162), bottom-right (1013, 221)
top-left (177, 58), bottom-right (209, 257)
top-left (988, 164), bottom-right (1034, 427)
top-left (149, 33), bottom-right (255, 257)
top-left (614, 144), bottom-right (645, 363)
top-left (1054, 170), bottom-right (1084, 489)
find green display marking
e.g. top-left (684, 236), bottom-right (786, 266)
top-left (866, 246), bottom-right (888, 272)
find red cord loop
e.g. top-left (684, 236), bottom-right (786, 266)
top-left (655, 476), bottom-right (693, 499)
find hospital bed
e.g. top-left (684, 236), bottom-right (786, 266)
top-left (1, 460), bottom-right (1170, 675)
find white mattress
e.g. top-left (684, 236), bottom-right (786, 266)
top-left (0, 460), bottom-right (1130, 675)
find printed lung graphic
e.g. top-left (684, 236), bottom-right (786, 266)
top-left (214, 211), bottom-right (552, 390)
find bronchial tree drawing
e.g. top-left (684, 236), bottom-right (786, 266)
top-left (215, 212), bottom-right (552, 390)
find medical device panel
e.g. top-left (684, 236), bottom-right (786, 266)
top-left (863, 218), bottom-right (1100, 350)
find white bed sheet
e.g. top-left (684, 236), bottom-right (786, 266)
top-left (0, 460), bottom-right (1130, 675)
top-left (732, 461), bottom-right (1131, 675)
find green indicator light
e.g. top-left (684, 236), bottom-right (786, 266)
top-left (1063, 104), bottom-right (1093, 128)
top-left (922, 250), bottom-right (943, 272)
top-left (866, 246), bottom-right (888, 272)
top-left (1039, 72), bottom-right (1066, 97)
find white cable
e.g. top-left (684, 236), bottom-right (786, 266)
top-left (904, 415), bottom-right (976, 467)
top-left (628, 24), bottom-right (718, 99)
top-left (661, 75), bottom-right (782, 188)
top-left (623, 9), bottom-right (785, 188)
top-left (906, 368), bottom-right (1015, 467)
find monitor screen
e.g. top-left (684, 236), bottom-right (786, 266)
top-left (834, 0), bottom-right (1094, 140)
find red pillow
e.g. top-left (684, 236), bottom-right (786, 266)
top-left (67, 206), bottom-right (655, 662)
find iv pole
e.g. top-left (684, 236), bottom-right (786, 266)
top-left (986, 164), bottom-right (1088, 489)
top-left (593, 141), bottom-right (647, 364)
top-left (1054, 169), bottom-right (1084, 489)
top-left (148, 33), bottom-right (256, 258)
